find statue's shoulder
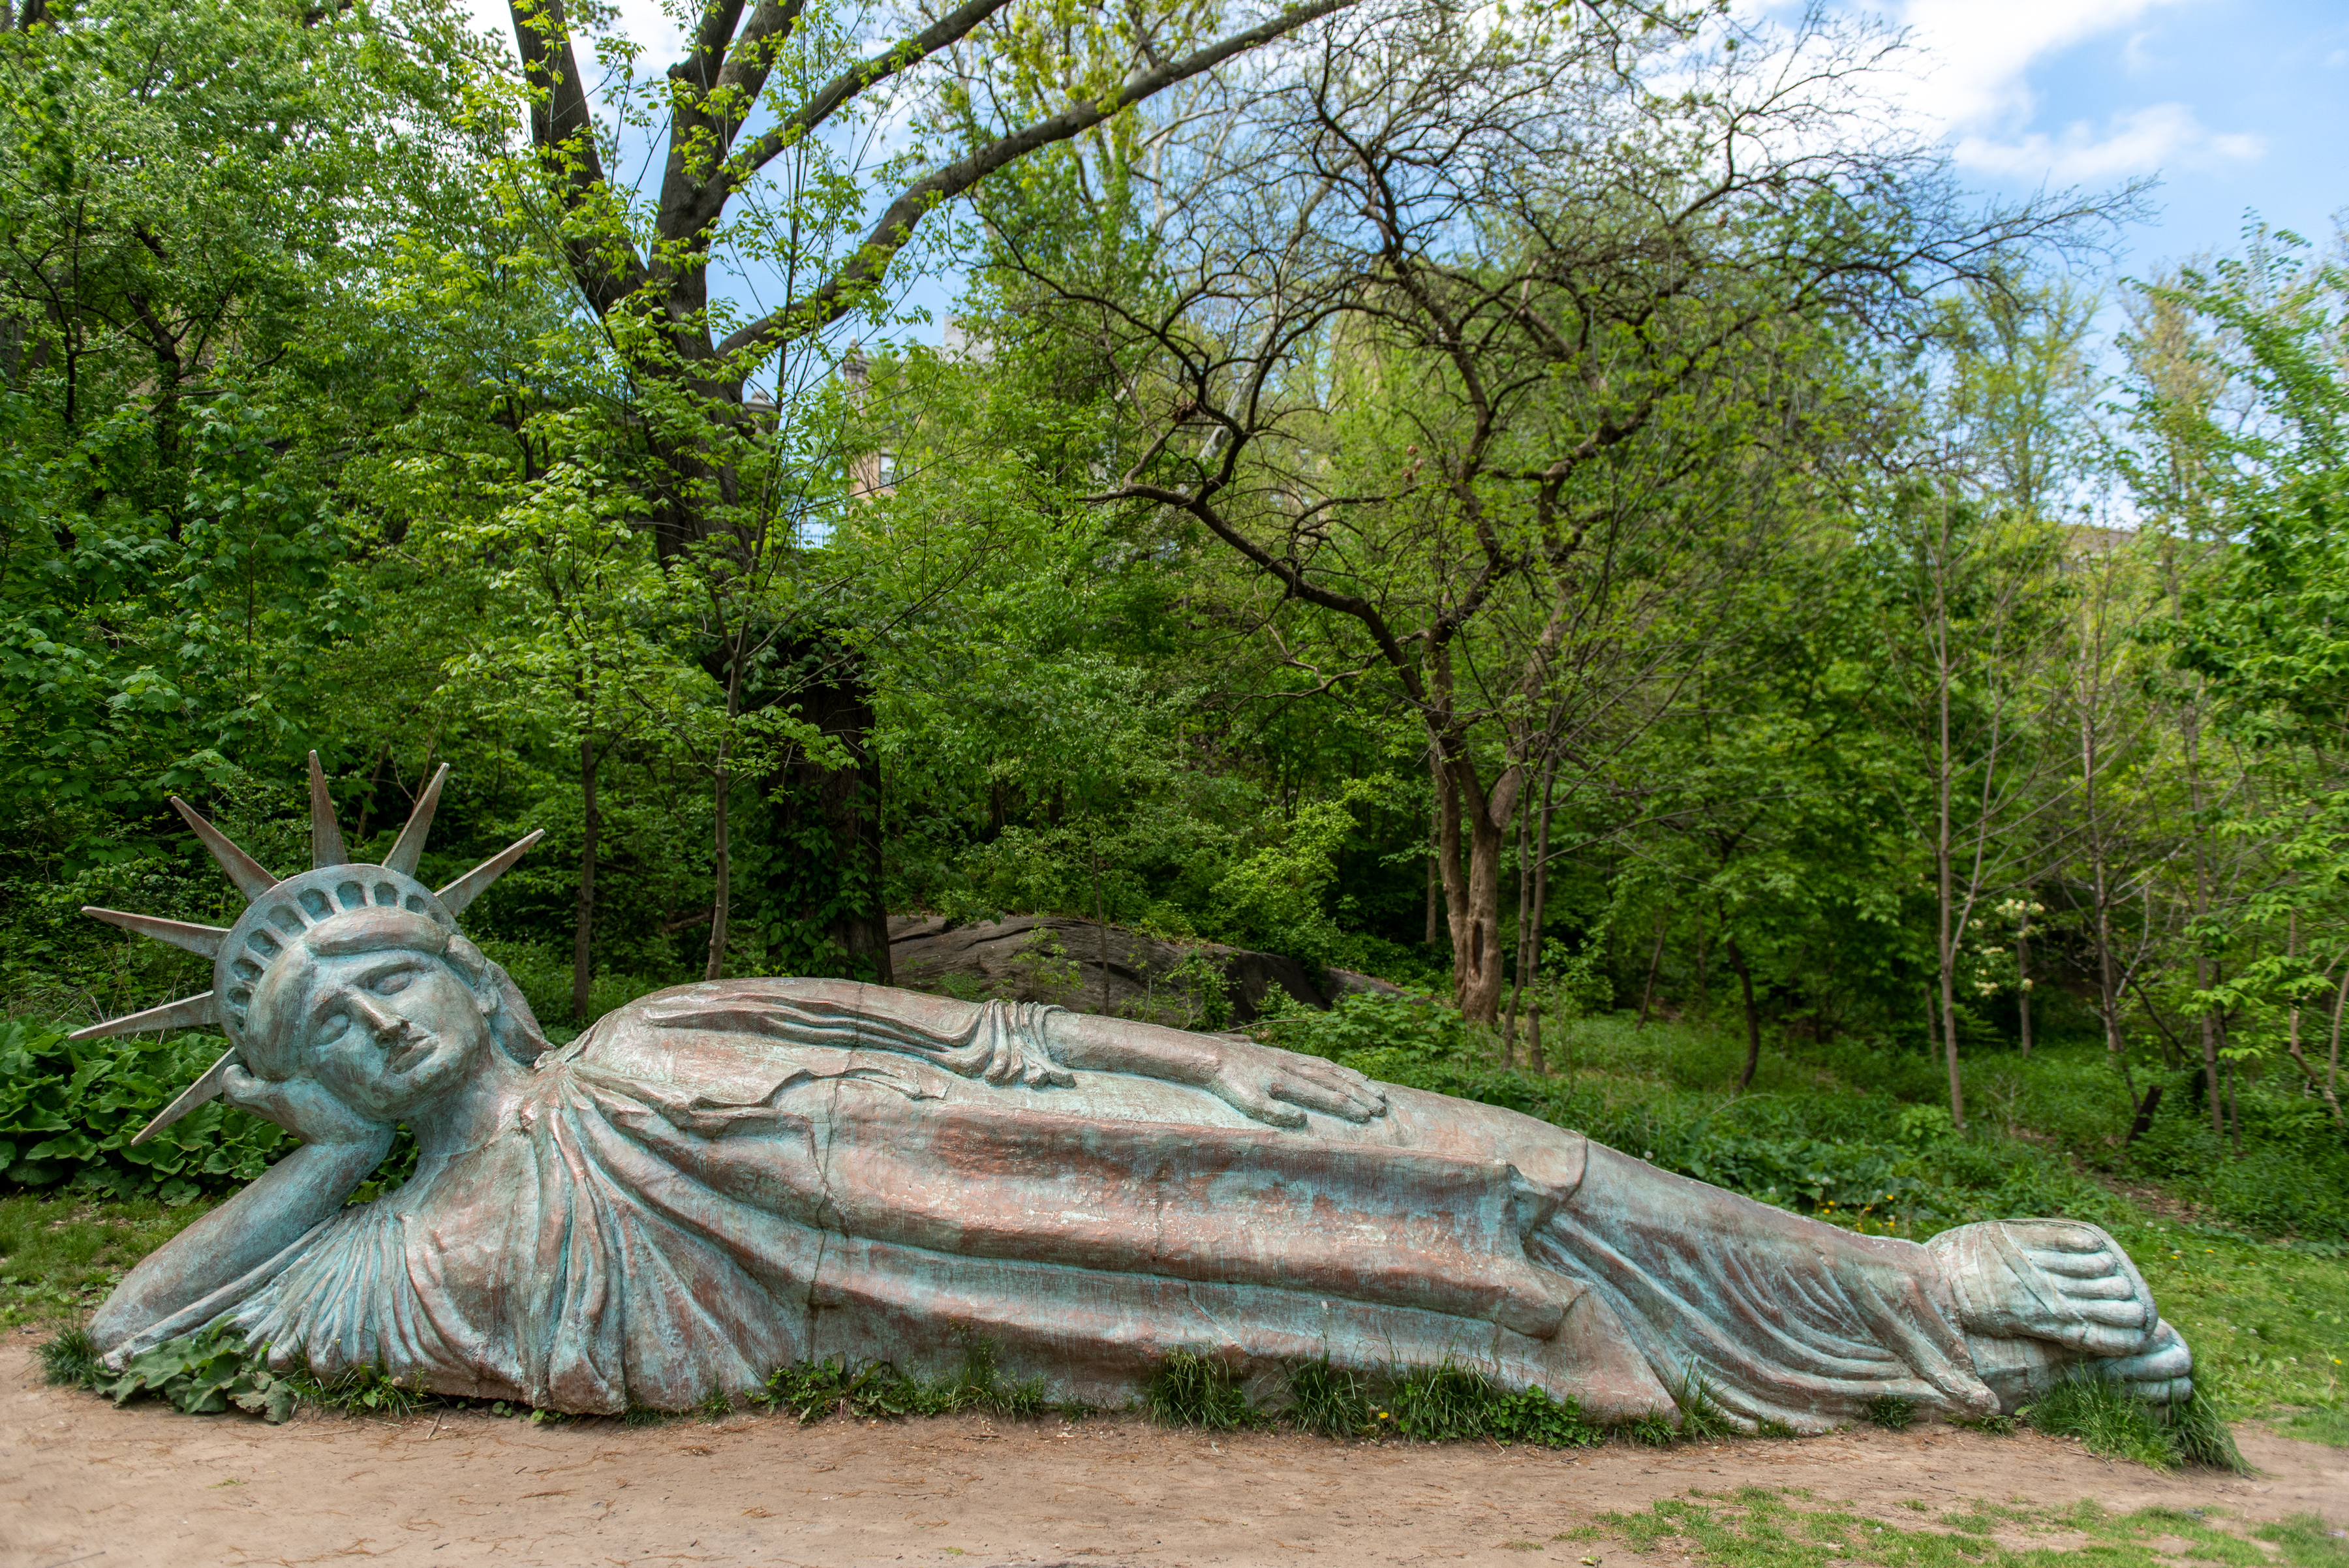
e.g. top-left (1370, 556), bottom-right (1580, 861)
top-left (551, 977), bottom-right (964, 1107)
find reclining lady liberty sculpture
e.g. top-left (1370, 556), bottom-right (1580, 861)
top-left (72, 760), bottom-right (2194, 1431)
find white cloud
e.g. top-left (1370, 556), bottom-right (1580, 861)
top-left (1953, 102), bottom-right (2264, 181)
top-left (1890, 0), bottom-right (2181, 132)
top-left (1875, 0), bottom-right (2263, 181)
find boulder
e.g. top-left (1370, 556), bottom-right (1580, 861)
top-left (885, 915), bottom-right (1396, 1025)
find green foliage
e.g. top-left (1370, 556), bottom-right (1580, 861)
top-left (1385, 1362), bottom-right (1606, 1448)
top-left (0, 1022), bottom-right (284, 1201)
top-left (0, 1191), bottom-right (215, 1327)
top-left (1598, 1490), bottom-right (2349, 1568)
top-left (756, 1336), bottom-right (1047, 1423)
top-left (1145, 1349), bottom-right (1261, 1430)
top-left (84, 1322), bottom-right (298, 1422)
top-left (2025, 1372), bottom-right (2246, 1472)
top-left (1864, 1392), bottom-right (1914, 1431)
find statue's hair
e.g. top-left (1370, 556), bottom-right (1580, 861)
top-left (241, 906), bottom-right (548, 1081)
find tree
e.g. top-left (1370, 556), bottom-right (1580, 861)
top-left (1013, 7), bottom-right (2114, 1019)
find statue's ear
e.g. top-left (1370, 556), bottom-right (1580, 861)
top-left (445, 933), bottom-right (501, 1017)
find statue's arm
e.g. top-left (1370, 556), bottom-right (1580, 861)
top-left (1043, 1011), bottom-right (1388, 1128)
top-left (89, 1069), bottom-right (391, 1354)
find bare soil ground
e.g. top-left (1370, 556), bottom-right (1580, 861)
top-left (5, 1338), bottom-right (2342, 1568)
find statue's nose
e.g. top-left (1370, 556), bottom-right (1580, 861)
top-left (351, 994), bottom-right (407, 1043)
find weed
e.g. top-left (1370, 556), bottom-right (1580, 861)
top-left (1623, 1410), bottom-right (1678, 1446)
top-left (1670, 1366), bottom-right (1737, 1440)
top-left (1146, 1349), bottom-right (1257, 1430)
top-left (1380, 1360), bottom-right (1603, 1447)
top-left (1865, 1392), bottom-right (1915, 1431)
top-left (622, 1404), bottom-right (669, 1427)
top-left (756, 1336), bottom-right (1048, 1425)
top-left (1954, 1411), bottom-right (2019, 1434)
top-left (38, 1326), bottom-right (100, 1388)
top-left (1753, 1417), bottom-right (1798, 1439)
top-left (2027, 1370), bottom-right (2247, 1471)
top-left (2168, 1382), bottom-right (2250, 1473)
top-left (1283, 1356), bottom-right (1371, 1438)
top-left (694, 1387), bottom-right (735, 1422)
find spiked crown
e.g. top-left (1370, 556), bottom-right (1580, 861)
top-left (72, 754), bottom-right (542, 1144)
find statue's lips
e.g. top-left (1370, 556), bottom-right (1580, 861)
top-left (386, 1036), bottom-right (435, 1075)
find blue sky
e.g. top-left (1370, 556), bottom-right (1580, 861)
top-left (461, 0), bottom-right (2347, 331)
top-left (1862, 0), bottom-right (2348, 274)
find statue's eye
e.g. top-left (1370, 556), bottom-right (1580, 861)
top-left (372, 970), bottom-right (414, 996)
top-left (317, 1012), bottom-right (350, 1043)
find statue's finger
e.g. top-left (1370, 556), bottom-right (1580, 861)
top-left (220, 1065), bottom-right (273, 1109)
top-left (1273, 1077), bottom-right (1370, 1121)
top-left (2016, 1227), bottom-right (2113, 1255)
top-left (2055, 1274), bottom-right (2140, 1300)
top-left (1246, 1085), bottom-right (1308, 1129)
top-left (2027, 1246), bottom-right (2123, 1277)
top-left (2075, 1297), bottom-right (2151, 1328)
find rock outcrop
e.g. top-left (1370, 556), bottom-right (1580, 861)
top-left (885, 915), bottom-right (1400, 1026)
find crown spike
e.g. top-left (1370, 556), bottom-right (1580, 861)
top-left (82, 906), bottom-right (229, 959)
top-left (384, 763), bottom-right (450, 876)
top-left (437, 829), bottom-right (545, 916)
top-left (308, 751), bottom-right (348, 869)
top-left (170, 798), bottom-right (279, 902)
top-left (67, 989), bottom-right (222, 1041)
top-left (129, 1046), bottom-right (238, 1145)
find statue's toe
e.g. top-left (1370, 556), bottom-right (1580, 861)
top-left (2100, 1319), bottom-right (2194, 1404)
top-left (1926, 1220), bottom-right (2158, 1355)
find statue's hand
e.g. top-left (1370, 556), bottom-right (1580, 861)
top-left (1200, 1039), bottom-right (1388, 1130)
top-left (223, 1064), bottom-right (392, 1148)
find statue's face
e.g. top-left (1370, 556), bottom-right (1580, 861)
top-left (297, 947), bottom-right (495, 1121)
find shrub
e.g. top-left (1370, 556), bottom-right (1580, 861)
top-left (0, 1021), bottom-right (285, 1202)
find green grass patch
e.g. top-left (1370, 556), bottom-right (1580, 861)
top-left (1145, 1348), bottom-right (1259, 1430)
top-left (2025, 1374), bottom-right (2247, 1473)
top-left (0, 1191), bottom-right (217, 1327)
top-left (1597, 1488), bottom-right (2349, 1568)
top-left (758, 1334), bottom-right (1048, 1424)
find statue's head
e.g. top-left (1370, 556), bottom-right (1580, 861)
top-left (68, 755), bottom-right (545, 1143)
top-left (241, 904), bottom-right (544, 1120)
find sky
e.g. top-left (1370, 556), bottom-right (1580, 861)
top-left (459, 0), bottom-right (2348, 331)
top-left (1872, 0), bottom-right (2348, 273)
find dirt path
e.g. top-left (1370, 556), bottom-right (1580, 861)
top-left (5, 1340), bottom-right (2342, 1568)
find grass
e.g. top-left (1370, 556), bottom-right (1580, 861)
top-left (758, 1334), bottom-right (1049, 1424)
top-left (0, 1192), bottom-right (219, 1329)
top-left (1593, 1488), bottom-right (2349, 1568)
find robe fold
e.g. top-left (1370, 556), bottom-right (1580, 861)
top-left (147, 979), bottom-right (1993, 1429)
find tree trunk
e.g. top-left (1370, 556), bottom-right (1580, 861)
top-left (1431, 739), bottom-right (1510, 1023)
top-left (1425, 754), bottom-right (1445, 948)
top-left (1524, 760), bottom-right (1556, 1075)
top-left (2015, 900), bottom-right (2032, 1056)
top-left (1728, 936), bottom-right (1761, 1092)
top-left (1503, 809), bottom-right (1532, 1068)
top-left (574, 735), bottom-right (600, 1024)
top-left (1934, 498), bottom-right (1967, 1134)
top-left (1637, 912), bottom-right (1667, 1028)
top-left (706, 745), bottom-right (731, 982)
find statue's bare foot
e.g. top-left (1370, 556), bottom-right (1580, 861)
top-left (1925, 1220), bottom-right (2192, 1409)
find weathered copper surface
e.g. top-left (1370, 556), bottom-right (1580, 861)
top-left (76, 767), bottom-right (2194, 1429)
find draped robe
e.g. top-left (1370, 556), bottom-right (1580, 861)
top-left (125, 980), bottom-right (2001, 1430)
